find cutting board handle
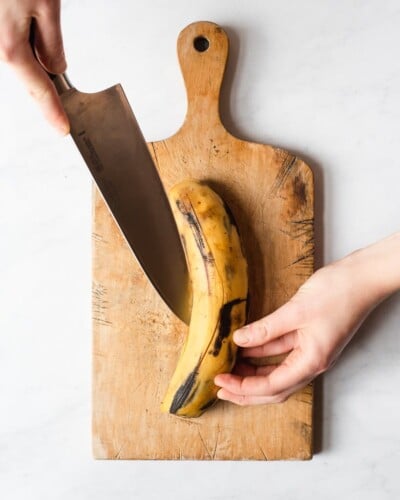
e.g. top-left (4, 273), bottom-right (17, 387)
top-left (177, 21), bottom-right (229, 131)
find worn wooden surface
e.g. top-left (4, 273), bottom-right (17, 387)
top-left (92, 21), bottom-right (314, 460)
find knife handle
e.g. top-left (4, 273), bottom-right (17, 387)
top-left (50, 73), bottom-right (74, 95)
top-left (29, 19), bottom-right (74, 96)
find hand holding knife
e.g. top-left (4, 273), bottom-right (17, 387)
top-left (28, 18), bottom-right (192, 324)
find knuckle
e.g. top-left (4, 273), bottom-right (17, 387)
top-left (306, 356), bottom-right (322, 375)
top-left (306, 346), bottom-right (330, 375)
top-left (235, 395), bottom-right (248, 406)
top-left (281, 333), bottom-right (294, 351)
top-left (274, 394), bottom-right (288, 404)
top-left (40, 0), bottom-right (61, 15)
top-left (288, 298), bottom-right (307, 324)
top-left (252, 319), bottom-right (270, 342)
top-left (268, 393), bottom-right (288, 404)
top-left (316, 355), bottom-right (333, 374)
top-left (316, 359), bottom-right (330, 375)
top-left (29, 84), bottom-right (51, 103)
top-left (263, 380), bottom-right (280, 399)
top-left (0, 37), bottom-right (20, 63)
top-left (256, 378), bottom-right (275, 397)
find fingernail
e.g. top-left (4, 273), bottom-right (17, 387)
top-left (57, 127), bottom-right (69, 137)
top-left (217, 389), bottom-right (226, 400)
top-left (57, 122), bottom-right (70, 137)
top-left (234, 328), bottom-right (249, 345)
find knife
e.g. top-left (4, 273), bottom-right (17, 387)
top-left (30, 24), bottom-right (191, 324)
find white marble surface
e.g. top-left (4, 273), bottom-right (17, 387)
top-left (1, 0), bottom-right (399, 498)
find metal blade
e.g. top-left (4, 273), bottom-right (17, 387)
top-left (61, 84), bottom-right (191, 324)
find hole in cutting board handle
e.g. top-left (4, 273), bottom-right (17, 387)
top-left (193, 36), bottom-right (209, 52)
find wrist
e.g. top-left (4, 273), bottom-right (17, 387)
top-left (342, 232), bottom-right (400, 305)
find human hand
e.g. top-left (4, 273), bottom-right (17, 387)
top-left (0, 0), bottom-right (69, 134)
top-left (215, 233), bottom-right (400, 406)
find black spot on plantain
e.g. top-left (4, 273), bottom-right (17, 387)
top-left (224, 263), bottom-right (235, 280)
top-left (182, 380), bottom-right (200, 407)
top-left (212, 298), bottom-right (247, 356)
top-left (231, 308), bottom-right (245, 328)
top-left (222, 200), bottom-right (239, 233)
top-left (169, 362), bottom-right (200, 414)
top-left (199, 397), bottom-right (218, 412)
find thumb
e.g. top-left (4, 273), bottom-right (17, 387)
top-left (34, 4), bottom-right (67, 74)
top-left (233, 299), bottom-right (303, 347)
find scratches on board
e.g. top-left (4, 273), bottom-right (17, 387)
top-left (92, 281), bottom-right (112, 327)
top-left (212, 426), bottom-right (220, 459)
top-left (295, 398), bottom-right (313, 405)
top-left (270, 153), bottom-right (297, 197)
top-left (292, 419), bottom-right (313, 443)
top-left (290, 218), bottom-right (314, 245)
top-left (197, 428), bottom-right (212, 459)
top-left (258, 444), bottom-right (269, 461)
top-left (289, 249), bottom-right (314, 268)
top-left (92, 232), bottom-right (107, 244)
top-left (285, 218), bottom-right (315, 277)
top-left (114, 444), bottom-right (125, 460)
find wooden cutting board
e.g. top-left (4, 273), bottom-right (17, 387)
top-left (92, 21), bottom-right (314, 460)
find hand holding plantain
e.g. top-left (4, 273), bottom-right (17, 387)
top-left (215, 233), bottom-right (400, 406)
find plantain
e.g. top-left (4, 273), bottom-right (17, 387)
top-left (161, 180), bottom-right (248, 418)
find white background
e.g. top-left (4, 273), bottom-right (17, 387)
top-left (1, 1), bottom-right (399, 498)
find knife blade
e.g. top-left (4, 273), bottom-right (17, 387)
top-left (29, 22), bottom-right (191, 323)
top-left (54, 75), bottom-right (191, 324)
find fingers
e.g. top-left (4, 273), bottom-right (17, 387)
top-left (216, 389), bottom-right (282, 406)
top-left (12, 43), bottom-right (69, 134)
top-left (215, 348), bottom-right (312, 398)
top-left (217, 364), bottom-right (297, 405)
top-left (232, 362), bottom-right (277, 377)
top-left (215, 301), bottom-right (307, 406)
top-left (0, 1), bottom-right (69, 134)
top-left (233, 300), bottom-right (303, 348)
top-left (217, 379), bottom-right (310, 406)
top-left (34, 2), bottom-right (66, 74)
top-left (241, 331), bottom-right (296, 358)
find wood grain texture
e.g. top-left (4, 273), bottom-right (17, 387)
top-left (92, 21), bottom-right (314, 460)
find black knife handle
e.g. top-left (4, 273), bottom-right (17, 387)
top-left (29, 19), bottom-right (74, 96)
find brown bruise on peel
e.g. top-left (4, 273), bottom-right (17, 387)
top-left (224, 263), bottom-right (235, 280)
top-left (198, 397), bottom-right (218, 413)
